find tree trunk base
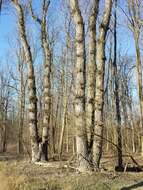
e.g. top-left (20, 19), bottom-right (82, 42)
top-left (115, 165), bottom-right (124, 172)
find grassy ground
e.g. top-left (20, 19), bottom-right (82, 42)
top-left (1, 152), bottom-right (143, 190)
top-left (0, 158), bottom-right (143, 190)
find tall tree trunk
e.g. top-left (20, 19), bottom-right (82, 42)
top-left (128, 95), bottom-right (136, 153)
top-left (69, 0), bottom-right (90, 172)
top-left (134, 33), bottom-right (143, 156)
top-left (93, 0), bottom-right (112, 169)
top-left (17, 55), bottom-right (25, 154)
top-left (59, 95), bottom-right (68, 158)
top-left (113, 0), bottom-right (123, 169)
top-left (12, 0), bottom-right (39, 162)
top-left (41, 1), bottom-right (51, 161)
top-left (86, 0), bottom-right (99, 156)
top-left (2, 107), bottom-right (7, 152)
top-left (29, 0), bottom-right (51, 161)
top-left (17, 47), bottom-right (26, 154)
top-left (54, 92), bottom-right (60, 153)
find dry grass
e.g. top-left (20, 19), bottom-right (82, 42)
top-left (0, 158), bottom-right (143, 190)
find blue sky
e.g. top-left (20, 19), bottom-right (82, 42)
top-left (0, 0), bottom-right (65, 70)
top-left (0, 0), bottom-right (136, 68)
top-left (0, 9), bottom-right (14, 57)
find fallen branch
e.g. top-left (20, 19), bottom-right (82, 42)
top-left (34, 161), bottom-right (65, 168)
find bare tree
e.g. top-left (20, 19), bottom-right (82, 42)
top-left (113, 0), bottom-right (123, 169)
top-left (11, 0), bottom-right (39, 162)
top-left (93, 0), bottom-right (112, 168)
top-left (29, 0), bottom-right (51, 161)
top-left (69, 0), bottom-right (90, 172)
top-left (17, 47), bottom-right (26, 154)
top-left (86, 0), bottom-right (100, 158)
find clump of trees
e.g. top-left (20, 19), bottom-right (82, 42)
top-left (0, 0), bottom-right (143, 173)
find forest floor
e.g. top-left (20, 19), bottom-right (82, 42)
top-left (0, 151), bottom-right (143, 190)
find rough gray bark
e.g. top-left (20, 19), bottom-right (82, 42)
top-left (134, 33), bottom-right (143, 155)
top-left (17, 47), bottom-right (26, 154)
top-left (12, 0), bottom-right (39, 162)
top-left (93, 0), bottom-right (112, 169)
top-left (69, 0), bottom-right (90, 172)
top-left (29, 0), bottom-right (51, 161)
top-left (113, 0), bottom-right (123, 169)
top-left (86, 0), bottom-right (100, 156)
top-left (40, 0), bottom-right (51, 161)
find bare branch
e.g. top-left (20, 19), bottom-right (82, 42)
top-left (28, 0), bottom-right (42, 25)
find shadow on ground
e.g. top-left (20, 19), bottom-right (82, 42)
top-left (121, 181), bottom-right (143, 190)
top-left (115, 166), bottom-right (143, 172)
top-left (0, 154), bottom-right (22, 161)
